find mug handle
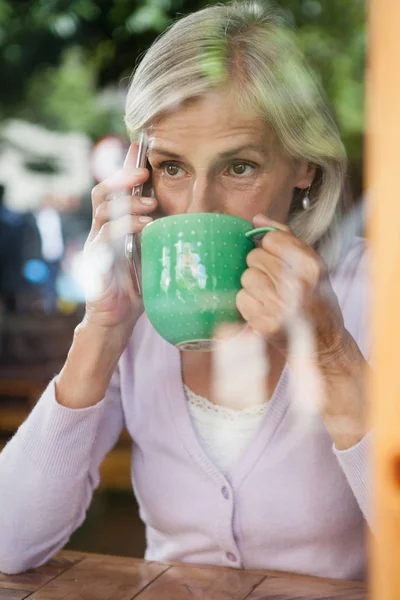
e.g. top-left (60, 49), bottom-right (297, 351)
top-left (245, 226), bottom-right (278, 241)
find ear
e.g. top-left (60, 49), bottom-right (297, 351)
top-left (294, 162), bottom-right (317, 189)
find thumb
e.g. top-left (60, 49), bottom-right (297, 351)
top-left (252, 213), bottom-right (290, 232)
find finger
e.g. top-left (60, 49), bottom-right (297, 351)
top-left (236, 289), bottom-right (279, 335)
top-left (252, 213), bottom-right (301, 269)
top-left (91, 167), bottom-right (150, 213)
top-left (236, 288), bottom-right (264, 321)
top-left (253, 215), bottom-right (326, 287)
top-left (246, 248), bottom-right (285, 288)
top-left (88, 214), bottom-right (152, 245)
top-left (240, 267), bottom-right (287, 313)
top-left (253, 212), bottom-right (300, 263)
top-left (243, 260), bottom-right (308, 319)
top-left (98, 214), bottom-right (152, 242)
top-left (261, 233), bottom-right (325, 286)
top-left (92, 196), bottom-right (157, 232)
top-left (252, 213), bottom-right (291, 233)
top-left (246, 247), bottom-right (307, 305)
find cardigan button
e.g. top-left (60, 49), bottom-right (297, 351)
top-left (221, 486), bottom-right (229, 499)
top-left (226, 552), bottom-right (237, 562)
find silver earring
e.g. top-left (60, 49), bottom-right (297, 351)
top-left (302, 185), bottom-right (311, 211)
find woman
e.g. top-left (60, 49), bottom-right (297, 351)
top-left (0, 0), bottom-right (369, 579)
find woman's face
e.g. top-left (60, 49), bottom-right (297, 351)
top-left (147, 89), bottom-right (315, 224)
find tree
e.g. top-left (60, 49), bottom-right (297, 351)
top-left (0, 0), bottom-right (365, 168)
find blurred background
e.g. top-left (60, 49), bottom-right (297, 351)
top-left (0, 0), bottom-right (365, 558)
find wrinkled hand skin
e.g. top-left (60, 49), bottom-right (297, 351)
top-left (236, 215), bottom-right (367, 450)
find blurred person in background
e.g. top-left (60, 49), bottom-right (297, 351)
top-left (0, 120), bottom-right (91, 314)
top-left (0, 1), bottom-right (370, 580)
top-left (0, 183), bottom-right (42, 314)
top-left (34, 191), bottom-right (82, 313)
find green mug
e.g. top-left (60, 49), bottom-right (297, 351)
top-left (140, 213), bottom-right (276, 350)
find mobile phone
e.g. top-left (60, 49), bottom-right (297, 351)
top-left (125, 132), bottom-right (151, 295)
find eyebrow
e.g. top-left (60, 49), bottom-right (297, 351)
top-left (148, 144), bottom-right (267, 161)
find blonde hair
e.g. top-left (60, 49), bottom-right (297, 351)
top-left (125, 1), bottom-right (348, 261)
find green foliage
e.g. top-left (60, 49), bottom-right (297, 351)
top-left (291, 0), bottom-right (365, 162)
top-left (22, 47), bottom-right (126, 139)
top-left (0, 0), bottom-right (366, 162)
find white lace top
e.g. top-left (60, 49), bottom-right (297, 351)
top-left (184, 385), bottom-right (269, 475)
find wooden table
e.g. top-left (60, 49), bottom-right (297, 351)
top-left (0, 550), bottom-right (367, 599)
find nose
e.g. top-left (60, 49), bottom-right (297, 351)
top-left (186, 174), bottom-right (220, 214)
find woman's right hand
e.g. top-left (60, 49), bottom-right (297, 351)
top-left (83, 143), bottom-right (156, 331)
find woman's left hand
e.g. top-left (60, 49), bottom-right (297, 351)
top-left (236, 213), bottom-right (367, 449)
top-left (237, 214), bottom-right (345, 365)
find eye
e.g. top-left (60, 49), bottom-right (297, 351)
top-left (227, 162), bottom-right (256, 177)
top-left (160, 162), bottom-right (186, 178)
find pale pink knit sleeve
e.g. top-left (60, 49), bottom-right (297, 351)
top-left (334, 433), bottom-right (372, 526)
top-left (0, 369), bottom-right (124, 574)
top-left (331, 238), bottom-right (372, 526)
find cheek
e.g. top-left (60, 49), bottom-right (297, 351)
top-left (261, 179), bottom-right (295, 223)
top-left (152, 178), bottom-right (188, 216)
top-left (267, 195), bottom-right (293, 222)
top-left (222, 185), bottom-right (276, 222)
top-left (266, 163), bottom-right (301, 222)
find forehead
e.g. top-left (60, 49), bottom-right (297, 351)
top-left (148, 90), bottom-right (274, 152)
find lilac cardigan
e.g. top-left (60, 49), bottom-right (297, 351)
top-left (0, 238), bottom-right (370, 577)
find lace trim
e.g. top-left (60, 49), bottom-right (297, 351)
top-left (184, 385), bottom-right (268, 420)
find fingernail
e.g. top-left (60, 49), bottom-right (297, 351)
top-left (138, 216), bottom-right (153, 223)
top-left (254, 213), bottom-right (269, 222)
top-left (140, 197), bottom-right (153, 205)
